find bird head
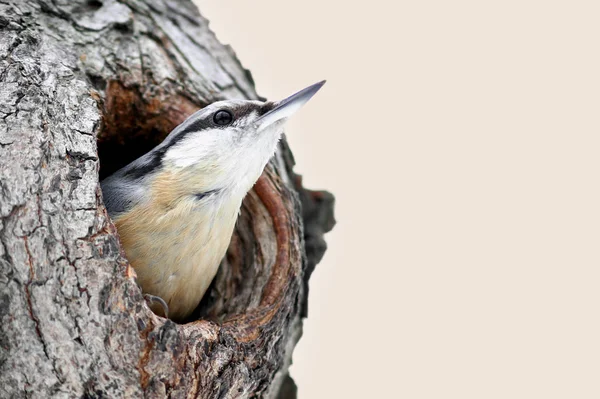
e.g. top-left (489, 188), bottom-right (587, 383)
top-left (101, 81), bottom-right (325, 216)
top-left (156, 80), bottom-right (325, 195)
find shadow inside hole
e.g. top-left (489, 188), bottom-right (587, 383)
top-left (97, 127), bottom-right (164, 180)
top-left (87, 0), bottom-right (103, 10)
top-left (96, 81), bottom-right (200, 178)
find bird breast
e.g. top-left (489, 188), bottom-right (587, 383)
top-left (113, 170), bottom-right (241, 321)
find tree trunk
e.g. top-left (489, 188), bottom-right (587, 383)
top-left (0, 1), bottom-right (334, 398)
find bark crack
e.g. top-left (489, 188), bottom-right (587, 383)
top-left (23, 236), bottom-right (63, 384)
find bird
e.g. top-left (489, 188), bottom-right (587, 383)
top-left (101, 81), bottom-right (325, 322)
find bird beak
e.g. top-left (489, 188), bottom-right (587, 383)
top-left (256, 80), bottom-right (326, 130)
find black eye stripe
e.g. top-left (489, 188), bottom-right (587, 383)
top-left (165, 103), bottom-right (264, 150)
top-left (213, 110), bottom-right (233, 125)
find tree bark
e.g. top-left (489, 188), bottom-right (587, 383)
top-left (0, 1), bottom-right (334, 398)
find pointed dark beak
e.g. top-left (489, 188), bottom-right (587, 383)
top-left (256, 80), bottom-right (326, 129)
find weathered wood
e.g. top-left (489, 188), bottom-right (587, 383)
top-left (0, 1), bottom-right (334, 398)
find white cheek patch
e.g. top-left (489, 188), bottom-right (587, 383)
top-left (163, 129), bottom-right (231, 168)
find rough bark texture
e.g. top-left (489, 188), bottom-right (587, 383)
top-left (0, 1), bottom-right (335, 398)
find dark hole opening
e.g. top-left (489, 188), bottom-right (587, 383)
top-left (87, 0), bottom-right (103, 11)
top-left (98, 127), bottom-right (164, 180)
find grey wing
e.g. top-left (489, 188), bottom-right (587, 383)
top-left (100, 146), bottom-right (161, 218)
top-left (100, 169), bottom-right (147, 219)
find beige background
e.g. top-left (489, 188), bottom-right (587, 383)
top-left (196, 1), bottom-right (600, 398)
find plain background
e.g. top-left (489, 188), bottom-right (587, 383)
top-left (195, 1), bottom-right (600, 398)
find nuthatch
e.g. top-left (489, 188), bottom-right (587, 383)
top-left (101, 81), bottom-right (325, 322)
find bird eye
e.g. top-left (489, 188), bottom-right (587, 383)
top-left (213, 110), bottom-right (233, 126)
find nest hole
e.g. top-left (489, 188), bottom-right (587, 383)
top-left (96, 81), bottom-right (276, 323)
